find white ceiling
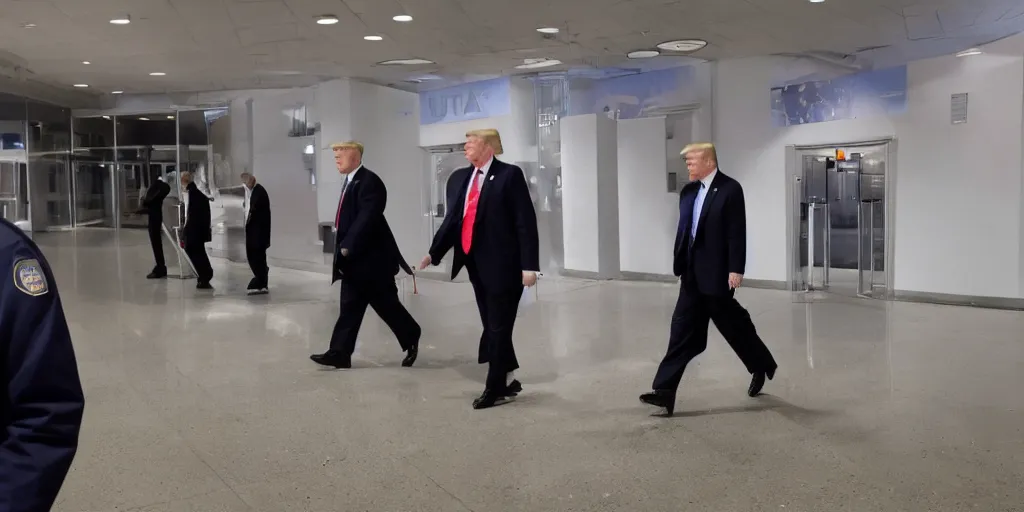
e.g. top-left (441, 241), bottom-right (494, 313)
top-left (1, 0), bottom-right (1023, 101)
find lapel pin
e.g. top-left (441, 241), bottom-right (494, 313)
top-left (489, 175), bottom-right (494, 181)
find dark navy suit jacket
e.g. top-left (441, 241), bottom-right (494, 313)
top-left (673, 170), bottom-right (748, 296)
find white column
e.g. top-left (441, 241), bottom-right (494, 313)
top-left (560, 113), bottom-right (620, 278)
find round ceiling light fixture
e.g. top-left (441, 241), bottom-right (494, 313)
top-left (515, 58), bottom-right (562, 69)
top-left (809, 0), bottom-right (825, 3)
top-left (139, 117), bottom-right (150, 121)
top-left (536, 27), bottom-right (560, 34)
top-left (149, 72), bottom-right (166, 76)
top-left (393, 14), bottom-right (413, 22)
top-left (167, 115), bottom-right (175, 120)
top-left (21, 23), bottom-right (37, 28)
top-left (316, 15), bottom-right (339, 25)
top-left (109, 16), bottom-right (131, 25)
top-left (656, 39), bottom-right (708, 52)
top-left (82, 61), bottom-right (91, 65)
top-left (111, 90), bottom-right (123, 94)
top-left (364, 35), bottom-right (383, 41)
top-left (378, 58), bottom-right (434, 65)
top-left (627, 50), bottom-right (660, 59)
top-left (73, 84), bottom-right (89, 88)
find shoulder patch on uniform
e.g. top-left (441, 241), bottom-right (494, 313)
top-left (13, 258), bottom-right (48, 296)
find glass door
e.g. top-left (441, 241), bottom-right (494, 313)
top-left (73, 160), bottom-right (115, 227)
top-left (422, 145), bottom-right (466, 275)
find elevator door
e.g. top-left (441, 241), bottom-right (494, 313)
top-left (791, 143), bottom-right (890, 298)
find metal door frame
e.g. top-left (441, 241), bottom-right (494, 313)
top-left (785, 137), bottom-right (897, 300)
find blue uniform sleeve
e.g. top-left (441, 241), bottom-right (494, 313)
top-left (0, 239), bottom-right (85, 512)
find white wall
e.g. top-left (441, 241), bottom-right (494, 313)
top-left (348, 81), bottom-right (423, 262)
top-left (617, 117), bottom-right (677, 275)
top-left (418, 77), bottom-right (537, 163)
top-left (714, 38), bottom-right (1024, 299)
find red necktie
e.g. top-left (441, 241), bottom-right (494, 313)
top-left (334, 178), bottom-right (350, 229)
top-left (461, 170), bottom-right (482, 254)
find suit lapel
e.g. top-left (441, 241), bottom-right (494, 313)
top-left (474, 159), bottom-right (502, 220)
top-left (676, 183), bottom-right (699, 253)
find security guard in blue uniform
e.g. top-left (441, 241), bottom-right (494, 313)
top-left (0, 218), bottom-right (85, 512)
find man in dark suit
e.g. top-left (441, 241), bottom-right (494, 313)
top-left (310, 141), bottom-right (421, 370)
top-left (640, 142), bottom-right (778, 417)
top-left (241, 172), bottom-right (271, 295)
top-left (419, 128), bottom-right (540, 410)
top-left (180, 171), bottom-right (214, 290)
top-left (140, 173), bottom-right (170, 279)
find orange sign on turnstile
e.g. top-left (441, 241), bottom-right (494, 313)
top-left (836, 149), bottom-right (846, 160)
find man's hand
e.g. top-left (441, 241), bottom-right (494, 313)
top-left (728, 272), bottom-right (743, 289)
top-left (419, 255), bottom-right (432, 270)
top-left (522, 271), bottom-right (538, 287)
top-left (340, 248), bottom-right (350, 257)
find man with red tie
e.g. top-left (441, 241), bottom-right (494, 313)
top-left (310, 141), bottom-right (421, 369)
top-left (420, 129), bottom-right (540, 410)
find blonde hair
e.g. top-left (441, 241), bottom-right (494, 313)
top-left (466, 129), bottom-right (504, 155)
top-left (330, 141), bottom-right (365, 157)
top-left (681, 142), bottom-right (718, 164)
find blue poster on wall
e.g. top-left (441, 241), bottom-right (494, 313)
top-left (573, 66), bottom-right (699, 119)
top-left (770, 65), bottom-right (907, 126)
top-left (420, 77), bottom-right (511, 125)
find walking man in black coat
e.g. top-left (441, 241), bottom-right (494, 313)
top-left (180, 171), bottom-right (214, 289)
top-left (140, 173), bottom-right (170, 279)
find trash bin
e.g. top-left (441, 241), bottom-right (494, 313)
top-left (320, 223), bottom-right (335, 254)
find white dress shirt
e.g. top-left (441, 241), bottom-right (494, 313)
top-left (243, 184), bottom-right (252, 224)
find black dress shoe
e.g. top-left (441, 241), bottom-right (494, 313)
top-left (639, 390), bottom-right (676, 417)
top-left (748, 367), bottom-right (776, 397)
top-left (505, 379), bottom-right (523, 396)
top-left (401, 343), bottom-right (418, 367)
top-left (472, 389), bottom-right (510, 410)
top-left (310, 353), bottom-right (351, 369)
top-left (147, 268), bottom-right (167, 279)
top-left (196, 281), bottom-right (213, 290)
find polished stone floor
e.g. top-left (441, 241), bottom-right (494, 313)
top-left (31, 229), bottom-right (1024, 511)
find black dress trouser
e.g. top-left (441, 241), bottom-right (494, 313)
top-left (184, 239), bottom-right (214, 283)
top-left (467, 265), bottom-right (521, 392)
top-left (245, 239), bottom-right (269, 287)
top-left (652, 282), bottom-right (777, 392)
top-left (328, 275), bottom-right (421, 357)
top-left (147, 216), bottom-right (165, 269)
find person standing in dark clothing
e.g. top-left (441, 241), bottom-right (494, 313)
top-left (240, 172), bottom-right (271, 295)
top-left (140, 175), bottom-right (171, 279)
top-left (310, 141), bottom-right (421, 370)
top-left (640, 142), bottom-right (778, 417)
top-left (180, 171), bottom-right (214, 289)
top-left (0, 218), bottom-right (85, 512)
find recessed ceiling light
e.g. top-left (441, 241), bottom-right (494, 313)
top-left (82, 61), bottom-right (91, 65)
top-left (656, 39), bottom-right (708, 52)
top-left (956, 48), bottom-right (982, 57)
top-left (627, 50), bottom-right (660, 59)
top-left (364, 35), bottom-right (383, 41)
top-left (109, 16), bottom-right (131, 25)
top-left (149, 72), bottom-right (165, 76)
top-left (316, 15), bottom-right (339, 25)
top-left (536, 27), bottom-right (559, 34)
top-left (111, 90), bottom-right (123, 94)
top-left (167, 115), bottom-right (175, 120)
top-left (139, 117), bottom-right (150, 121)
top-left (378, 58), bottom-right (434, 65)
top-left (393, 14), bottom-right (413, 22)
top-left (515, 58), bottom-right (562, 69)
top-left (21, 23), bottom-right (37, 28)
top-left (73, 84), bottom-right (89, 88)
top-left (809, 0), bottom-right (825, 3)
